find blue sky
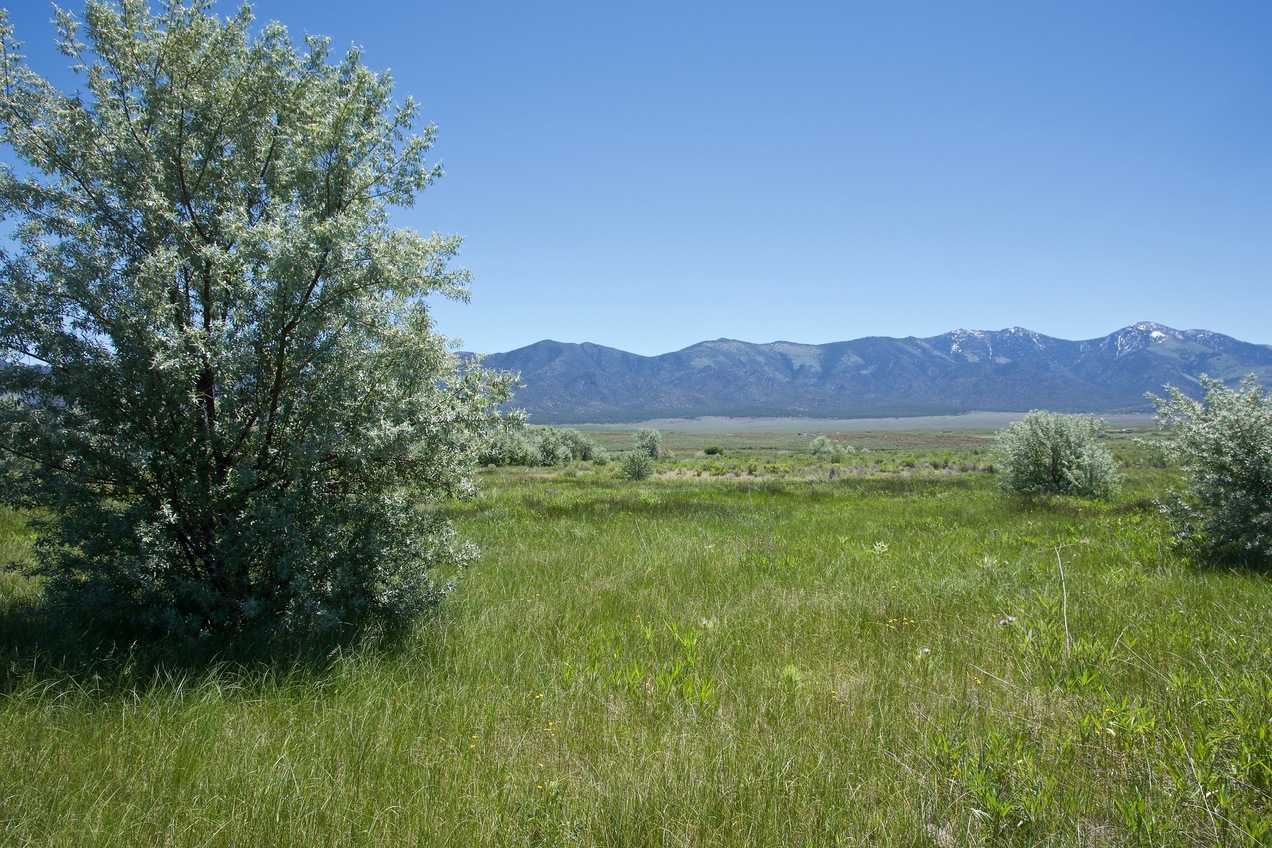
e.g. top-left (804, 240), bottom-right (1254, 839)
top-left (9, 1), bottom-right (1272, 355)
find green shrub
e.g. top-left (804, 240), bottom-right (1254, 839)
top-left (1151, 375), bottom-right (1272, 564)
top-left (634, 428), bottom-right (663, 459)
top-left (704, 445), bottom-right (724, 456)
top-left (480, 425), bottom-right (603, 467)
top-left (993, 411), bottom-right (1121, 499)
top-left (481, 425), bottom-right (538, 467)
top-left (555, 428), bottom-right (604, 463)
top-left (621, 451), bottom-right (654, 481)
top-left (809, 435), bottom-right (834, 455)
top-left (533, 427), bottom-right (574, 466)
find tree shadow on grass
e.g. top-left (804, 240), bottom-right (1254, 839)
top-left (1001, 492), bottom-right (1161, 520)
top-left (1182, 545), bottom-right (1272, 578)
top-left (0, 595), bottom-right (432, 700)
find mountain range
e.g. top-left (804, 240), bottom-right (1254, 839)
top-left (475, 323), bottom-right (1272, 424)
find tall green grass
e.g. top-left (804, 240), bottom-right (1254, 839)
top-left (0, 506), bottom-right (37, 611)
top-left (0, 440), bottom-right (1268, 846)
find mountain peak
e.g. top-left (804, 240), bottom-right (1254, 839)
top-left (1100, 322), bottom-right (1187, 356)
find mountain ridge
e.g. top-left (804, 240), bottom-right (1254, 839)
top-left (474, 323), bottom-right (1272, 424)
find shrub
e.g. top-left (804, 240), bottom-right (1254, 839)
top-left (479, 425), bottom-right (603, 467)
top-left (634, 428), bottom-right (663, 459)
top-left (704, 445), bottom-right (724, 456)
top-left (533, 427), bottom-right (574, 466)
top-left (828, 446), bottom-right (857, 464)
top-left (1150, 375), bottom-right (1272, 564)
top-left (555, 428), bottom-right (604, 463)
top-left (993, 411), bottom-right (1121, 499)
top-left (621, 451), bottom-right (653, 481)
top-left (809, 435), bottom-right (834, 455)
top-left (533, 427), bottom-right (603, 466)
top-left (480, 425), bottom-right (538, 467)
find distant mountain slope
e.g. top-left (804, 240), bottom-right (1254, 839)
top-left (476, 323), bottom-right (1272, 423)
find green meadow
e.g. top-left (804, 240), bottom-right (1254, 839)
top-left (1, 429), bottom-right (1269, 846)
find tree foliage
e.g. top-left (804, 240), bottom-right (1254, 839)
top-left (1151, 376), bottom-right (1272, 565)
top-left (0, 1), bottom-right (514, 638)
top-left (993, 411), bottom-right (1120, 499)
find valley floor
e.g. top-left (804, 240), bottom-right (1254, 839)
top-left (573, 411), bottom-right (1157, 433)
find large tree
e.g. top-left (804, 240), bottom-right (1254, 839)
top-left (0, 0), bottom-right (514, 638)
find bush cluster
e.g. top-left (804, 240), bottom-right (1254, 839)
top-left (479, 425), bottom-right (605, 468)
top-left (809, 435), bottom-right (834, 455)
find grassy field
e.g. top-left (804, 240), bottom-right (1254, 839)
top-left (1, 430), bottom-right (1269, 846)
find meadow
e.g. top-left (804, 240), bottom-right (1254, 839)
top-left (0, 428), bottom-right (1269, 846)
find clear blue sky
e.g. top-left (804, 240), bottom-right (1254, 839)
top-left (10, 1), bottom-right (1272, 355)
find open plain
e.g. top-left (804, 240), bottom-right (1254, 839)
top-left (1, 425), bottom-right (1269, 846)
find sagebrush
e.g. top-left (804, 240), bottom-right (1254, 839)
top-left (993, 411), bottom-right (1121, 499)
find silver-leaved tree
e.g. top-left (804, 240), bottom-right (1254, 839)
top-left (0, 1), bottom-right (515, 639)
top-left (1151, 376), bottom-right (1272, 566)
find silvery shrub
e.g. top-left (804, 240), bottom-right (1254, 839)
top-left (1151, 375), bottom-right (1272, 565)
top-left (994, 411), bottom-right (1121, 499)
